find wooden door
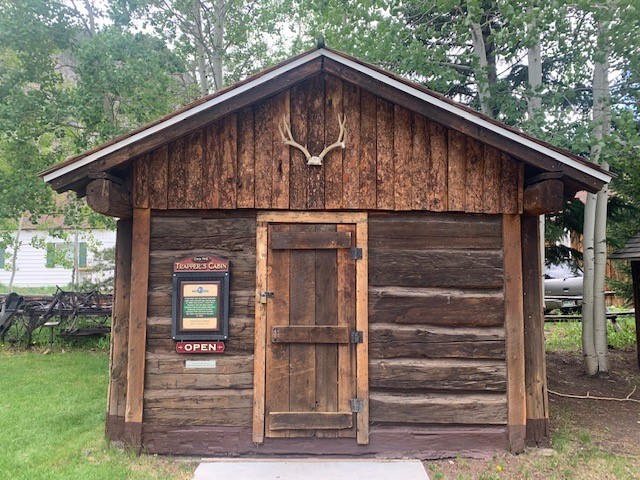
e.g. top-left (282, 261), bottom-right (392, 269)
top-left (253, 212), bottom-right (368, 445)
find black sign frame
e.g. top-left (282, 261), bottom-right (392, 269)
top-left (172, 257), bottom-right (230, 341)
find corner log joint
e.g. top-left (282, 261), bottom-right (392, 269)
top-left (523, 179), bottom-right (564, 216)
top-left (86, 178), bottom-right (132, 219)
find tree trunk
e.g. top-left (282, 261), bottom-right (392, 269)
top-left (467, 1), bottom-right (492, 117)
top-left (211, 0), bottom-right (225, 91)
top-left (8, 215), bottom-right (24, 293)
top-left (192, 0), bottom-right (209, 96)
top-left (582, 192), bottom-right (598, 375)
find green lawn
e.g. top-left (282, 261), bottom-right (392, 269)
top-left (0, 349), bottom-right (196, 480)
top-left (545, 314), bottom-right (637, 352)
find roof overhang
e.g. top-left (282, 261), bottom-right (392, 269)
top-left (41, 47), bottom-right (613, 195)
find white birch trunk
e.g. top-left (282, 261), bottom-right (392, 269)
top-left (211, 0), bottom-right (225, 92)
top-left (467, 1), bottom-right (492, 117)
top-left (8, 216), bottom-right (24, 293)
top-left (192, 0), bottom-right (209, 96)
top-left (582, 192), bottom-right (598, 374)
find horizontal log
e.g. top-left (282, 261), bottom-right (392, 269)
top-left (269, 412), bottom-right (353, 430)
top-left (150, 216), bottom-right (255, 251)
top-left (523, 179), bottom-right (564, 215)
top-left (85, 178), bottom-right (132, 218)
top-left (369, 323), bottom-right (505, 359)
top-left (369, 358), bottom-right (506, 392)
top-left (145, 372), bottom-right (253, 390)
top-left (143, 407), bottom-right (252, 426)
top-left (272, 325), bottom-right (350, 343)
top-left (270, 231), bottom-right (352, 250)
top-left (369, 392), bottom-right (507, 424)
top-left (369, 249), bottom-right (503, 288)
top-left (369, 213), bottom-right (502, 250)
top-left (145, 388), bottom-right (252, 408)
top-left (369, 287), bottom-right (504, 326)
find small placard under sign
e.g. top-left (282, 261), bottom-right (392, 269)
top-left (175, 341), bottom-right (225, 354)
top-left (185, 360), bottom-right (217, 369)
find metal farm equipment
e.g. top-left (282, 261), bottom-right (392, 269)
top-left (0, 288), bottom-right (112, 347)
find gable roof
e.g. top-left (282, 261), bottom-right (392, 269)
top-left (611, 234), bottom-right (640, 261)
top-left (41, 47), bottom-right (612, 195)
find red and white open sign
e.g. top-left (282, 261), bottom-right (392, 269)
top-left (175, 341), bottom-right (225, 354)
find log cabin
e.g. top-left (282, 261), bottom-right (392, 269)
top-left (41, 46), bottom-right (612, 459)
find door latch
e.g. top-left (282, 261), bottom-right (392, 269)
top-left (259, 291), bottom-right (274, 304)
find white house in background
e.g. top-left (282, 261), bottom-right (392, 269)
top-left (0, 228), bottom-right (116, 288)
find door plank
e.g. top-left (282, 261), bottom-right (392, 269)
top-left (272, 325), bottom-right (349, 344)
top-left (252, 221), bottom-right (268, 443)
top-left (337, 224), bottom-right (357, 438)
top-left (315, 225), bottom-right (339, 437)
top-left (270, 231), bottom-right (352, 250)
top-left (355, 218), bottom-right (369, 445)
top-left (265, 224), bottom-right (291, 438)
top-left (288, 224), bottom-right (317, 437)
top-left (269, 412), bottom-right (353, 430)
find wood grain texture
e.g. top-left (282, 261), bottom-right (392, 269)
top-left (393, 105), bottom-right (413, 211)
top-left (503, 214), bottom-right (526, 453)
top-left (106, 219), bottom-right (132, 443)
top-left (447, 129), bottom-right (466, 211)
top-left (324, 74), bottom-right (344, 209)
top-left (289, 82), bottom-right (309, 210)
top-left (307, 75), bottom-right (325, 210)
top-left (412, 114), bottom-right (430, 209)
top-left (269, 412), bottom-right (352, 430)
top-left (147, 146), bottom-right (168, 209)
top-left (521, 215), bottom-right (550, 447)
top-left (428, 122), bottom-right (448, 211)
top-left (124, 208), bottom-right (151, 449)
top-left (253, 220), bottom-right (268, 443)
top-left (183, 130), bottom-right (204, 209)
top-left (482, 145), bottom-right (502, 214)
top-left (203, 121), bottom-right (222, 208)
top-left (132, 154), bottom-right (149, 209)
top-left (465, 139), bottom-right (484, 213)
top-left (272, 325), bottom-right (348, 344)
top-left (359, 90), bottom-right (377, 209)
top-left (270, 230), bottom-right (351, 250)
top-left (501, 154), bottom-right (520, 214)
top-left (376, 97), bottom-right (394, 210)
top-left (236, 107), bottom-right (255, 208)
top-left (342, 82), bottom-right (360, 208)
top-left (254, 98), bottom-right (273, 209)
top-left (355, 215), bottom-right (369, 444)
top-left (220, 114), bottom-right (238, 209)
top-left (271, 91), bottom-right (290, 209)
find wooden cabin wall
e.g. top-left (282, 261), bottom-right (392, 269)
top-left (368, 213), bottom-right (508, 432)
top-left (131, 75), bottom-right (524, 215)
top-left (142, 211), bottom-right (256, 433)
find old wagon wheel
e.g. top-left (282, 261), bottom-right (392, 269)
top-left (0, 309), bottom-right (31, 346)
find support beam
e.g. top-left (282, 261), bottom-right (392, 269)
top-left (86, 178), bottom-right (132, 218)
top-left (503, 214), bottom-right (526, 453)
top-left (523, 179), bottom-right (564, 215)
top-left (521, 215), bottom-right (550, 446)
top-left (124, 208), bottom-right (151, 451)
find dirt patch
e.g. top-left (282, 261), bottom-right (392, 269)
top-left (426, 348), bottom-right (640, 479)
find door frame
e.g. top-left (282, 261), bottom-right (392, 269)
top-left (252, 211), bottom-right (369, 445)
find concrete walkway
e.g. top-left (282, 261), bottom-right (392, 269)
top-left (193, 458), bottom-right (429, 480)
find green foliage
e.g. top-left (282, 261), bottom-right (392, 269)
top-left (544, 316), bottom-right (637, 352)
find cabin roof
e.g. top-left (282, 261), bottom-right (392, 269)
top-left (611, 234), bottom-right (640, 261)
top-left (41, 47), bottom-right (612, 195)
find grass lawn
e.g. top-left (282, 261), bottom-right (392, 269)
top-left (0, 348), bottom-right (197, 480)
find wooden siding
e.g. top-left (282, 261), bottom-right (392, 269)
top-left (367, 213), bottom-right (507, 426)
top-left (131, 75), bottom-right (524, 214)
top-left (144, 212), bottom-right (256, 428)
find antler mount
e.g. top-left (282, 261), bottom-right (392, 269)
top-left (279, 114), bottom-right (346, 166)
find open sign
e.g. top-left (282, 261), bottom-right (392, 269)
top-left (175, 341), bottom-right (225, 354)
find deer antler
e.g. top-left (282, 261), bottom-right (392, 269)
top-left (278, 116), bottom-right (311, 162)
top-left (316, 114), bottom-right (346, 165)
top-left (278, 114), bottom-right (347, 166)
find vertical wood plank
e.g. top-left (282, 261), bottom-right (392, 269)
top-left (359, 90), bottom-right (377, 209)
top-left (252, 220), bottom-right (268, 443)
top-left (522, 215), bottom-right (550, 447)
top-left (428, 122), bottom-right (448, 211)
top-left (307, 75), bottom-right (325, 210)
top-left (123, 207), bottom-right (151, 451)
top-left (342, 82), bottom-right (360, 209)
top-left (376, 98), bottom-right (394, 210)
top-left (132, 154), bottom-right (149, 209)
top-left (632, 262), bottom-right (640, 368)
top-left (265, 224), bottom-right (291, 437)
top-left (167, 138), bottom-right (185, 209)
top-left (203, 122), bottom-right (221, 209)
top-left (393, 105), bottom-right (413, 211)
top-left (411, 113), bottom-right (430, 210)
top-left (501, 153), bottom-right (520, 214)
top-left (447, 129), bottom-right (467, 212)
top-left (220, 114), bottom-right (238, 209)
top-left (355, 216), bottom-right (369, 445)
top-left (237, 107), bottom-right (255, 208)
top-left (183, 130), bottom-right (204, 209)
top-left (288, 224), bottom-right (316, 437)
top-left (324, 75), bottom-right (344, 210)
top-left (503, 214), bottom-right (526, 453)
top-left (254, 98), bottom-right (273, 208)
top-left (147, 146), bottom-right (168, 210)
top-left (271, 91), bottom-right (290, 209)
top-left (106, 219), bottom-right (132, 442)
top-left (518, 162), bottom-right (525, 214)
top-left (483, 145), bottom-right (502, 214)
top-left (337, 224), bottom-right (357, 438)
top-left (465, 138), bottom-right (485, 213)
top-left (315, 224), bottom-right (339, 438)
top-left (289, 82), bottom-right (309, 210)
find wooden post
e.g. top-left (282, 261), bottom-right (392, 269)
top-left (521, 215), bottom-right (550, 446)
top-left (123, 208), bottom-right (151, 451)
top-left (355, 216), bottom-right (369, 445)
top-left (252, 220), bottom-right (268, 443)
top-left (503, 214), bottom-right (526, 453)
top-left (632, 261), bottom-right (640, 368)
top-left (106, 219), bottom-right (133, 443)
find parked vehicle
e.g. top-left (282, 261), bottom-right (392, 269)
top-left (544, 261), bottom-right (583, 313)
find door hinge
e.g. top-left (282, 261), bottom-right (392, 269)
top-left (350, 330), bottom-right (363, 344)
top-left (259, 291), bottom-right (274, 304)
top-left (350, 398), bottom-right (364, 413)
top-left (350, 247), bottom-right (363, 260)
